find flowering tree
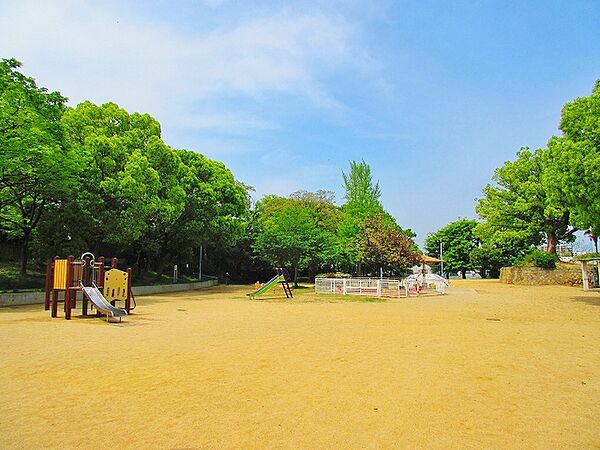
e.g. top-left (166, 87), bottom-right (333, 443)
top-left (354, 213), bottom-right (421, 275)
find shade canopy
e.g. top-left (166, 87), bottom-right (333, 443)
top-left (421, 255), bottom-right (445, 263)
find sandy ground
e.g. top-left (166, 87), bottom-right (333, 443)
top-left (1, 280), bottom-right (600, 449)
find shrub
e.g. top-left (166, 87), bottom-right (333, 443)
top-left (523, 250), bottom-right (557, 269)
top-left (576, 252), bottom-right (600, 261)
top-left (316, 272), bottom-right (352, 278)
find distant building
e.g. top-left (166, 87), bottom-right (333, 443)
top-left (537, 243), bottom-right (573, 256)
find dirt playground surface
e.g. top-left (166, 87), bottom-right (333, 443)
top-left (1, 280), bottom-right (600, 449)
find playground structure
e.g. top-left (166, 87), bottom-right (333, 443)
top-left (315, 274), bottom-right (448, 298)
top-left (44, 252), bottom-right (135, 321)
top-left (247, 268), bottom-right (293, 299)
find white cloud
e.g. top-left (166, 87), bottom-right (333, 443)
top-left (0, 0), bottom-right (368, 137)
top-left (250, 160), bottom-right (340, 200)
top-left (181, 113), bottom-right (276, 133)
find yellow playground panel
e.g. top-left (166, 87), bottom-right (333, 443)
top-left (104, 269), bottom-right (129, 301)
top-left (52, 259), bottom-right (68, 290)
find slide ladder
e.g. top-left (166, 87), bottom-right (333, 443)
top-left (277, 268), bottom-right (293, 298)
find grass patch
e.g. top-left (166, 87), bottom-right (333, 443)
top-left (132, 271), bottom-right (201, 286)
top-left (0, 263), bottom-right (46, 292)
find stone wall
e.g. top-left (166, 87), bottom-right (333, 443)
top-left (500, 263), bottom-right (582, 286)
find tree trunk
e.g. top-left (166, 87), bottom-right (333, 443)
top-left (135, 251), bottom-right (144, 276)
top-left (20, 230), bottom-right (31, 276)
top-left (461, 268), bottom-right (466, 279)
top-left (546, 232), bottom-right (557, 254)
top-left (154, 256), bottom-right (165, 276)
top-left (93, 238), bottom-right (101, 258)
top-left (293, 265), bottom-right (299, 288)
top-left (357, 262), bottom-right (362, 277)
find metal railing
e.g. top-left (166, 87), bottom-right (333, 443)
top-left (315, 277), bottom-right (408, 298)
top-left (315, 275), bottom-right (448, 298)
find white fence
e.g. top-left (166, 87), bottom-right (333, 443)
top-left (315, 277), bottom-right (407, 297)
top-left (315, 275), bottom-right (448, 298)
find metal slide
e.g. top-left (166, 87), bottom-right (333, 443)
top-left (81, 283), bottom-right (128, 321)
top-left (246, 274), bottom-right (284, 299)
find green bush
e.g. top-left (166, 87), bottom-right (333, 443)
top-left (316, 272), bottom-right (352, 278)
top-left (523, 250), bottom-right (557, 269)
top-left (576, 252), bottom-right (600, 261)
top-left (0, 263), bottom-right (46, 292)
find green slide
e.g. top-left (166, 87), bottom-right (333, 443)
top-left (246, 274), bottom-right (284, 299)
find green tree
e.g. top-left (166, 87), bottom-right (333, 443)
top-left (470, 222), bottom-right (531, 277)
top-left (543, 80), bottom-right (600, 249)
top-left (169, 150), bottom-right (250, 275)
top-left (0, 58), bottom-right (71, 274)
top-left (476, 148), bottom-right (576, 254)
top-left (289, 190), bottom-right (343, 275)
top-left (57, 101), bottom-right (167, 254)
top-left (254, 196), bottom-right (321, 286)
top-left (43, 101), bottom-right (250, 276)
top-left (425, 219), bottom-right (479, 278)
top-left (338, 160), bottom-right (385, 274)
top-left (342, 160), bottom-right (382, 213)
top-left (469, 244), bottom-right (507, 278)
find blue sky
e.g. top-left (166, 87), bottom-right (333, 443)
top-left (2, 0), bottom-right (599, 246)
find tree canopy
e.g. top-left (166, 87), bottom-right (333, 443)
top-left (425, 219), bottom-right (479, 278)
top-left (354, 213), bottom-right (420, 275)
top-left (0, 58), bottom-right (71, 274)
top-left (0, 60), bottom-right (251, 277)
top-left (253, 195), bottom-right (323, 285)
top-left (6, 57), bottom-right (599, 285)
top-left (475, 148), bottom-right (575, 254)
top-left (342, 160), bottom-right (382, 215)
top-left (543, 80), bottom-right (600, 249)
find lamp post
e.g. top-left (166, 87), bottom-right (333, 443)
top-left (440, 240), bottom-right (444, 278)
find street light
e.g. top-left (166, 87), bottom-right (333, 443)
top-left (440, 240), bottom-right (444, 278)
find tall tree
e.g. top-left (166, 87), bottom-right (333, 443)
top-left (44, 102), bottom-right (250, 275)
top-left (58, 101), bottom-right (168, 254)
top-left (289, 190), bottom-right (343, 275)
top-left (342, 160), bottom-right (382, 213)
top-left (169, 150), bottom-right (250, 275)
top-left (339, 160), bottom-right (385, 274)
top-left (425, 219), bottom-right (479, 278)
top-left (0, 58), bottom-right (71, 274)
top-left (543, 80), bottom-right (600, 249)
top-left (254, 196), bottom-right (321, 286)
top-left (476, 148), bottom-right (576, 254)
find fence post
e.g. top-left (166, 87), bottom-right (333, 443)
top-left (44, 258), bottom-right (52, 311)
top-left (581, 262), bottom-right (589, 290)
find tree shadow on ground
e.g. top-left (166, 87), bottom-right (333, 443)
top-left (572, 295), bottom-right (600, 307)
